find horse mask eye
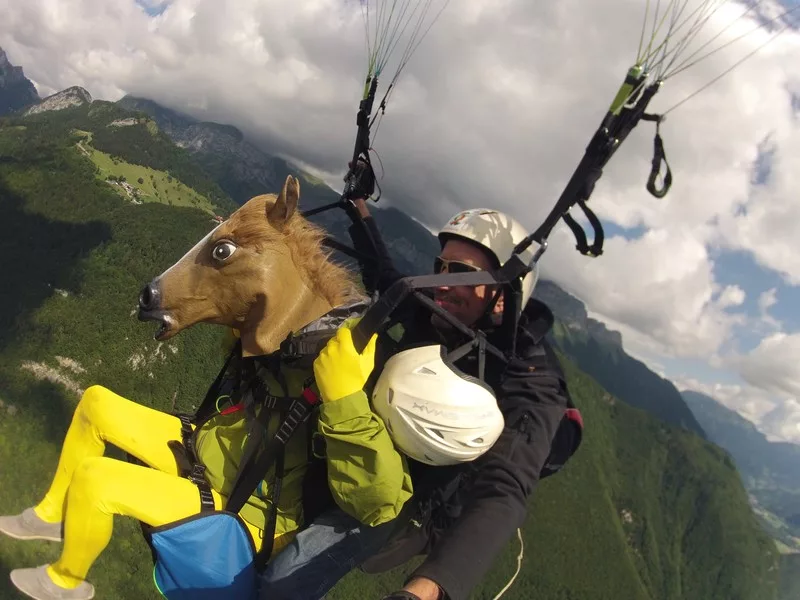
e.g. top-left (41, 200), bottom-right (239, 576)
top-left (212, 241), bottom-right (237, 262)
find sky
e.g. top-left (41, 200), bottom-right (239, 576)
top-left (1, 0), bottom-right (799, 445)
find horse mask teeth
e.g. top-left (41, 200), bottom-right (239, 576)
top-left (155, 315), bottom-right (174, 339)
top-left (137, 308), bottom-right (172, 340)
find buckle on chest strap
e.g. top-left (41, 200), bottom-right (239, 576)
top-left (175, 415), bottom-right (215, 512)
top-left (188, 461), bottom-right (215, 511)
top-left (188, 463), bottom-right (207, 486)
top-left (311, 432), bottom-right (327, 459)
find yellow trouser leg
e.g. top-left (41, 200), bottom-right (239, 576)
top-left (31, 384), bottom-right (280, 589)
top-left (49, 455), bottom-right (227, 588)
top-left (35, 384), bottom-right (184, 524)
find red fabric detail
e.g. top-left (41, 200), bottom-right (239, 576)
top-left (565, 408), bottom-right (584, 429)
top-left (302, 387), bottom-right (320, 406)
top-left (220, 402), bottom-right (244, 416)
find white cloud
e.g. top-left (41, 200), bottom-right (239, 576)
top-left (759, 288), bottom-right (778, 313)
top-left (717, 285), bottom-right (746, 309)
top-left (677, 376), bottom-right (775, 425)
top-left (758, 287), bottom-right (782, 330)
top-left (759, 397), bottom-right (800, 444)
top-left (735, 332), bottom-right (800, 398)
top-left (543, 226), bottom-right (746, 359)
top-left (1, 0), bottom-right (799, 401)
top-left (677, 375), bottom-right (800, 444)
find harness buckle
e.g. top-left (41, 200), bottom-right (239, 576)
top-left (311, 432), bottom-right (327, 459)
top-left (188, 463), bottom-right (208, 486)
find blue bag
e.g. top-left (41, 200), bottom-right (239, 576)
top-left (148, 511), bottom-right (258, 600)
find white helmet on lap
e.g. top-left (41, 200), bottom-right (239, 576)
top-left (372, 344), bottom-right (505, 466)
top-left (438, 208), bottom-right (539, 307)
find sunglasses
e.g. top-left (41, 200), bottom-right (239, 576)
top-left (433, 256), bottom-right (483, 275)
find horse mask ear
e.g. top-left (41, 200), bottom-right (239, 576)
top-left (268, 175), bottom-right (300, 229)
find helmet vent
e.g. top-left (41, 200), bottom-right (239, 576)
top-left (371, 342), bottom-right (506, 466)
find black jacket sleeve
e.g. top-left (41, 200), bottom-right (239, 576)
top-left (347, 215), bottom-right (406, 293)
top-left (409, 341), bottom-right (570, 600)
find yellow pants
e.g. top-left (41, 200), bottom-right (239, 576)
top-left (33, 385), bottom-right (271, 589)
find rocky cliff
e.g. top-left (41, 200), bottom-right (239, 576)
top-left (0, 46), bottom-right (40, 116)
top-left (24, 86), bottom-right (92, 116)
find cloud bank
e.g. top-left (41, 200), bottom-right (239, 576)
top-left (2, 0), bottom-right (799, 441)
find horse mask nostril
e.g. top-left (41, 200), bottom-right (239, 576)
top-left (139, 282), bottom-right (161, 311)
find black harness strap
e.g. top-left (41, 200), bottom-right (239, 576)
top-left (224, 396), bottom-right (320, 566)
top-left (178, 414), bottom-right (216, 513)
top-left (261, 441), bottom-right (285, 569)
top-left (561, 198), bottom-right (605, 257)
top-left (173, 339), bottom-right (325, 566)
top-left (222, 397), bottom-right (289, 568)
top-left (191, 340), bottom-right (242, 424)
top-left (642, 113), bottom-right (673, 198)
top-left (297, 74), bottom-right (386, 295)
top-left (221, 356), bottom-right (321, 567)
top-left (350, 269), bottom-right (527, 379)
top-left (521, 76), bottom-right (670, 261)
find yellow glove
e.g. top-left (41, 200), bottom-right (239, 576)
top-left (313, 325), bottom-right (378, 403)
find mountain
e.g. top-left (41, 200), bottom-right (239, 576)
top-left (780, 554), bottom-right (800, 600)
top-left (116, 95), bottom-right (441, 277)
top-left (682, 390), bottom-right (800, 494)
top-left (117, 95), bottom-right (288, 202)
top-left (683, 390), bottom-right (800, 548)
top-left (0, 47), bottom-right (40, 116)
top-left (534, 279), bottom-right (707, 438)
top-left (24, 85), bottom-right (92, 116)
top-left (0, 91), bottom-right (781, 599)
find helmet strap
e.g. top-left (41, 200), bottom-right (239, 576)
top-left (445, 334), bottom-right (489, 383)
top-left (475, 285), bottom-right (503, 332)
top-left (501, 282), bottom-right (523, 357)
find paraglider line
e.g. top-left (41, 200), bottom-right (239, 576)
top-left (664, 3), bottom-right (800, 80)
top-left (662, 25), bottom-right (789, 115)
top-left (660, 0), bottom-right (761, 77)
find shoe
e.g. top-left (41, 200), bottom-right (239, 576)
top-left (10, 565), bottom-right (95, 600)
top-left (0, 508), bottom-right (62, 542)
top-left (360, 517), bottom-right (433, 574)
